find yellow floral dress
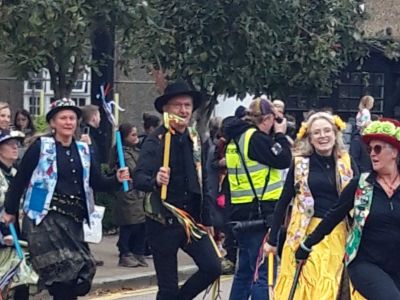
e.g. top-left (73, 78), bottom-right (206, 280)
top-left (274, 153), bottom-right (364, 300)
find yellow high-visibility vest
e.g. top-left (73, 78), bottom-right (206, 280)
top-left (226, 128), bottom-right (283, 204)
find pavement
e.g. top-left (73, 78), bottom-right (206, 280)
top-left (89, 235), bottom-right (197, 294)
top-left (31, 235), bottom-right (198, 299)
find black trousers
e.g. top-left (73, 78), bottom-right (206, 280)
top-left (117, 223), bottom-right (146, 256)
top-left (348, 260), bottom-right (400, 300)
top-left (13, 285), bottom-right (29, 300)
top-left (146, 218), bottom-right (222, 300)
top-left (223, 224), bottom-right (237, 263)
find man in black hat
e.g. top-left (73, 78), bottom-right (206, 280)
top-left (133, 81), bottom-right (221, 300)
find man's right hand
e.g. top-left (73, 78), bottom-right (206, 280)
top-left (274, 117), bottom-right (287, 134)
top-left (156, 167), bottom-right (170, 186)
top-left (2, 213), bottom-right (15, 226)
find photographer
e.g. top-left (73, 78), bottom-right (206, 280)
top-left (224, 98), bottom-right (291, 300)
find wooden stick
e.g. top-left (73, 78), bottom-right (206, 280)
top-left (161, 131), bottom-right (171, 200)
top-left (209, 233), bottom-right (222, 258)
top-left (268, 252), bottom-right (274, 299)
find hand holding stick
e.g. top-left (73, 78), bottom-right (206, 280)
top-left (160, 113), bottom-right (184, 200)
top-left (116, 130), bottom-right (129, 192)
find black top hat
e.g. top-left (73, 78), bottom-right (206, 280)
top-left (154, 81), bottom-right (203, 113)
top-left (0, 130), bottom-right (24, 145)
top-left (46, 98), bottom-right (82, 123)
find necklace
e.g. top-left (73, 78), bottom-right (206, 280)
top-left (378, 173), bottom-right (400, 194)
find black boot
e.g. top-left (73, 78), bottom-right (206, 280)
top-left (48, 282), bottom-right (77, 300)
top-left (13, 285), bottom-right (30, 300)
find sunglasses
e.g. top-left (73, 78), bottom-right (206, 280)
top-left (367, 144), bottom-right (391, 155)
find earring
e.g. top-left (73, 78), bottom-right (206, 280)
top-left (51, 128), bottom-right (55, 134)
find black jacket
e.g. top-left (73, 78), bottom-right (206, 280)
top-left (350, 130), bottom-right (372, 173)
top-left (222, 117), bottom-right (292, 221)
top-left (133, 126), bottom-right (213, 225)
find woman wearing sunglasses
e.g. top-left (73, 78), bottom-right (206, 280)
top-left (264, 111), bottom-right (357, 299)
top-left (296, 118), bottom-right (400, 299)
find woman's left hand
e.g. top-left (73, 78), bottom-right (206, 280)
top-left (295, 241), bottom-right (312, 261)
top-left (116, 167), bottom-right (131, 183)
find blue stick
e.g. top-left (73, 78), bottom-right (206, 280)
top-left (9, 223), bottom-right (23, 260)
top-left (116, 130), bottom-right (129, 192)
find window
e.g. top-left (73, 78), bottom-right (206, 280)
top-left (337, 72), bottom-right (384, 113)
top-left (24, 70), bottom-right (46, 92)
top-left (72, 68), bottom-right (90, 93)
top-left (23, 67), bottom-right (91, 116)
top-left (71, 97), bottom-right (90, 107)
top-left (285, 95), bottom-right (329, 112)
top-left (28, 97), bottom-right (40, 116)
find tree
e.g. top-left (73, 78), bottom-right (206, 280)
top-left (0, 0), bottom-right (136, 99)
top-left (121, 0), bottom-right (399, 128)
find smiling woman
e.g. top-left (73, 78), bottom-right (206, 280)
top-left (296, 118), bottom-right (400, 299)
top-left (3, 98), bottom-right (131, 299)
top-left (0, 102), bottom-right (11, 130)
top-left (264, 111), bottom-right (358, 299)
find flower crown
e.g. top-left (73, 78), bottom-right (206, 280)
top-left (296, 114), bottom-right (346, 140)
top-left (363, 120), bottom-right (400, 141)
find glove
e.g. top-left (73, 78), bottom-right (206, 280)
top-left (295, 241), bottom-right (312, 261)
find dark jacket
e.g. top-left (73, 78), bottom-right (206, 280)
top-left (222, 117), bottom-right (292, 221)
top-left (137, 133), bottom-right (148, 150)
top-left (109, 145), bottom-right (145, 225)
top-left (350, 130), bottom-right (372, 173)
top-left (80, 122), bottom-right (107, 163)
top-left (133, 126), bottom-right (213, 225)
top-left (204, 138), bottom-right (219, 201)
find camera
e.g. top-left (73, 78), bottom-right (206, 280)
top-left (230, 216), bottom-right (273, 233)
top-left (83, 126), bottom-right (90, 135)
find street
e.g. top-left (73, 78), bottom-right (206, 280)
top-left (86, 276), bottom-right (233, 300)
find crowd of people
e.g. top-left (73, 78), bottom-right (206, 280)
top-left (128, 80), bottom-right (397, 300)
top-left (0, 79), bottom-right (396, 300)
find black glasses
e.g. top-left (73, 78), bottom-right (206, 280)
top-left (367, 144), bottom-right (389, 155)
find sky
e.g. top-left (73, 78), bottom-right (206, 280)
top-left (213, 94), bottom-right (253, 118)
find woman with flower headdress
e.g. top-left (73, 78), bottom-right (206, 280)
top-left (264, 111), bottom-right (357, 299)
top-left (295, 118), bottom-right (400, 299)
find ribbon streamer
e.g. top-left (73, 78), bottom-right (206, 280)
top-left (96, 84), bottom-right (129, 191)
